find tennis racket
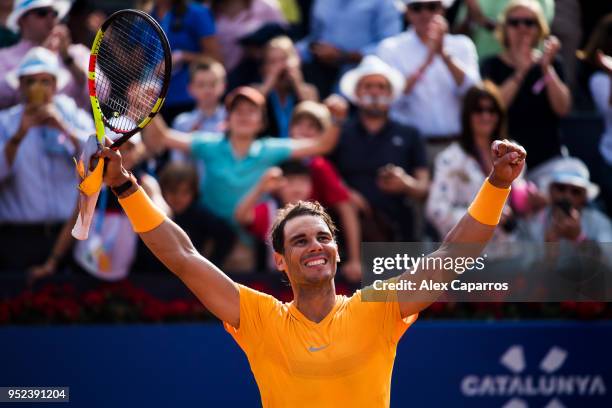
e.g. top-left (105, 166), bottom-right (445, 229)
top-left (72, 9), bottom-right (171, 240)
top-left (89, 8), bottom-right (172, 147)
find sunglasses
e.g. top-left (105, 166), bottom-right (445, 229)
top-left (473, 106), bottom-right (498, 115)
top-left (27, 7), bottom-right (59, 18)
top-left (506, 17), bottom-right (538, 28)
top-left (408, 2), bottom-right (442, 13)
top-left (551, 183), bottom-right (585, 196)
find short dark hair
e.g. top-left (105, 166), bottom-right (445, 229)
top-left (270, 201), bottom-right (337, 255)
top-left (459, 81), bottom-right (507, 160)
top-left (279, 160), bottom-right (310, 177)
top-left (158, 162), bottom-right (199, 195)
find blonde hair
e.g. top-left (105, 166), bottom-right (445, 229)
top-left (496, 0), bottom-right (549, 49)
top-left (189, 56), bottom-right (226, 83)
top-left (265, 35), bottom-right (300, 67)
top-left (290, 101), bottom-right (332, 132)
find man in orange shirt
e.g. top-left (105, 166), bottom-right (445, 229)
top-left (98, 136), bottom-right (525, 407)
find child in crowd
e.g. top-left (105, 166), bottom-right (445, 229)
top-left (234, 102), bottom-right (362, 281)
top-left (289, 101), bottom-right (362, 281)
top-left (172, 57), bottom-right (227, 134)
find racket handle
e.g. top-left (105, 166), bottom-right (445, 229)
top-left (71, 190), bottom-right (101, 240)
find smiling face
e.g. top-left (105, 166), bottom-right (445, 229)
top-left (504, 6), bottom-right (541, 49)
top-left (274, 215), bottom-right (339, 286)
top-left (227, 98), bottom-right (264, 138)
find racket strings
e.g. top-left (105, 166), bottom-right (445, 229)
top-left (95, 13), bottom-right (167, 133)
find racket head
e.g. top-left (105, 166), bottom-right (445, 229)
top-left (88, 9), bottom-right (171, 148)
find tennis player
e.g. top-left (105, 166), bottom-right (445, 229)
top-left (98, 138), bottom-right (525, 407)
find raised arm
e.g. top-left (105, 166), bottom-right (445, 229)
top-left (142, 116), bottom-right (194, 154)
top-left (234, 167), bottom-right (284, 226)
top-left (100, 146), bottom-right (240, 327)
top-left (289, 96), bottom-right (346, 158)
top-left (398, 140), bottom-right (526, 318)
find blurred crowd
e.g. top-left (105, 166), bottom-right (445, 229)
top-left (0, 0), bottom-right (611, 294)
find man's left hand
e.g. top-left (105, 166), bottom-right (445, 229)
top-left (377, 164), bottom-right (413, 194)
top-left (489, 139), bottom-right (526, 189)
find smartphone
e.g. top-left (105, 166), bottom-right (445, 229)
top-left (553, 199), bottom-right (573, 217)
top-left (26, 83), bottom-right (46, 106)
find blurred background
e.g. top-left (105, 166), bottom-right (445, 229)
top-left (0, 0), bottom-right (611, 406)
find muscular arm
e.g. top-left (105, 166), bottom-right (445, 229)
top-left (140, 219), bottom-right (240, 327)
top-left (397, 141), bottom-right (526, 318)
top-left (142, 116), bottom-right (193, 154)
top-left (102, 149), bottom-right (240, 328)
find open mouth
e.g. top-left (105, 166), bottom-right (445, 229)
top-left (303, 257), bottom-right (328, 267)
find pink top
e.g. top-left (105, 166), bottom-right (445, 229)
top-left (215, 0), bottom-right (286, 71)
top-left (0, 40), bottom-right (91, 110)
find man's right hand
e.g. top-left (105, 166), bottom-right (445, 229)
top-left (98, 142), bottom-right (130, 188)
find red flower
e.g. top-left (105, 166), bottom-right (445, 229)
top-left (83, 290), bottom-right (105, 307)
top-left (168, 299), bottom-right (190, 317)
top-left (0, 303), bottom-right (9, 323)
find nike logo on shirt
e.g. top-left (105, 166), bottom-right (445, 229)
top-left (308, 345), bottom-right (329, 352)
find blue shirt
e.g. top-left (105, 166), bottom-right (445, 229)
top-left (0, 95), bottom-right (94, 223)
top-left (172, 105), bottom-right (226, 133)
top-left (155, 3), bottom-right (216, 107)
top-left (297, 0), bottom-right (401, 63)
top-left (190, 133), bottom-right (292, 221)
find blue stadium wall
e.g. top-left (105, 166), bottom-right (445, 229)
top-left (1, 321), bottom-right (611, 407)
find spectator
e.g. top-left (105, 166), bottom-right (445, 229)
top-left (28, 135), bottom-right (159, 283)
top-left (0, 47), bottom-right (93, 271)
top-left (0, 0), bottom-right (19, 48)
top-left (143, 86), bottom-right (345, 225)
top-left (453, 0), bottom-right (554, 61)
top-left (230, 22), bottom-right (288, 89)
top-left (255, 35), bottom-right (318, 138)
top-left (426, 82), bottom-right (519, 243)
top-left (143, 0), bottom-right (221, 124)
top-left (518, 157), bottom-right (612, 243)
top-left (166, 58), bottom-right (227, 170)
top-left (481, 0), bottom-right (571, 176)
top-left (332, 56), bottom-right (429, 241)
top-left (172, 58), bottom-right (227, 134)
top-left (298, 0), bottom-right (402, 98)
top-left (289, 101), bottom-right (362, 281)
top-left (377, 0), bottom-right (481, 163)
top-left (578, 14), bottom-right (612, 215)
top-left (0, 0), bottom-right (89, 110)
top-left (210, 0), bottom-right (287, 74)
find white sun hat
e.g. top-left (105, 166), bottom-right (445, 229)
top-left (548, 157), bottom-right (600, 201)
top-left (339, 55), bottom-right (406, 104)
top-left (7, 0), bottom-right (72, 33)
top-left (402, 0), bottom-right (456, 7)
top-left (5, 46), bottom-right (70, 89)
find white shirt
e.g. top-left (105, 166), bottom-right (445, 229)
top-left (589, 72), bottom-right (612, 165)
top-left (376, 29), bottom-right (480, 138)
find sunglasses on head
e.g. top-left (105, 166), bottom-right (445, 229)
top-left (506, 17), bottom-right (537, 28)
top-left (27, 7), bottom-right (58, 18)
top-left (551, 183), bottom-right (585, 196)
top-left (473, 106), bottom-right (497, 115)
top-left (408, 2), bottom-right (442, 13)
